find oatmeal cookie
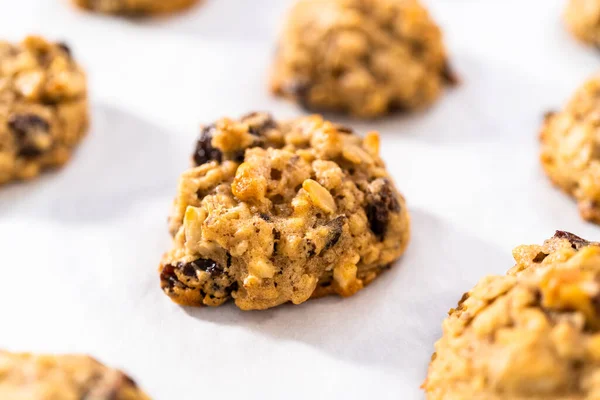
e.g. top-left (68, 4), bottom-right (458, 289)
top-left (0, 351), bottom-right (150, 399)
top-left (0, 36), bottom-right (88, 185)
top-left (270, 0), bottom-right (456, 118)
top-left (540, 75), bottom-right (600, 224)
top-left (71, 0), bottom-right (198, 15)
top-left (564, 0), bottom-right (600, 46)
top-left (424, 231), bottom-right (600, 400)
top-left (159, 112), bottom-right (410, 310)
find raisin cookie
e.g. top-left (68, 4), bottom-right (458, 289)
top-left (159, 112), bottom-right (410, 310)
top-left (540, 75), bottom-right (600, 224)
top-left (270, 0), bottom-right (456, 118)
top-left (0, 36), bottom-right (88, 185)
top-left (71, 0), bottom-right (198, 15)
top-left (424, 231), bottom-right (600, 400)
top-left (564, 0), bottom-right (600, 46)
top-left (0, 351), bottom-right (150, 399)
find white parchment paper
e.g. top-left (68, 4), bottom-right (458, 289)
top-left (0, 0), bottom-right (599, 398)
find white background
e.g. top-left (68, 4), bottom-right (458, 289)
top-left (0, 0), bottom-right (598, 398)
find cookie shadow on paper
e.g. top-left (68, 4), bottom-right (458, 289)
top-left (183, 209), bottom-right (508, 376)
top-left (0, 103), bottom-right (189, 223)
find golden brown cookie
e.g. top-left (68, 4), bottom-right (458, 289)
top-left (540, 75), bottom-right (600, 224)
top-left (564, 0), bottom-right (600, 46)
top-left (0, 351), bottom-right (150, 399)
top-left (424, 231), bottom-right (600, 400)
top-left (71, 0), bottom-right (198, 15)
top-left (270, 0), bottom-right (456, 118)
top-left (159, 112), bottom-right (410, 310)
top-left (0, 36), bottom-right (89, 185)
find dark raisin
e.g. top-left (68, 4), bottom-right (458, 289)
top-left (121, 375), bottom-right (138, 388)
top-left (160, 265), bottom-right (179, 290)
top-left (334, 124), bottom-right (354, 134)
top-left (592, 293), bottom-right (600, 316)
top-left (270, 169), bottom-right (282, 180)
top-left (182, 263), bottom-right (197, 277)
top-left (226, 253), bottom-right (232, 267)
top-left (441, 62), bottom-right (459, 85)
top-left (192, 125), bottom-right (222, 166)
top-left (366, 181), bottom-right (401, 239)
top-left (178, 258), bottom-right (223, 277)
top-left (532, 252), bottom-right (548, 263)
top-left (543, 110), bottom-right (556, 121)
top-left (8, 113), bottom-right (50, 138)
top-left (554, 231), bottom-right (594, 250)
top-left (225, 281), bottom-right (239, 295)
top-left (323, 216), bottom-right (345, 251)
top-left (8, 113), bottom-right (51, 158)
top-left (273, 229), bottom-right (281, 254)
top-left (245, 113), bottom-right (276, 136)
top-left (306, 239), bottom-right (316, 257)
top-left (259, 213), bottom-right (272, 221)
top-left (57, 42), bottom-right (72, 57)
top-left (284, 79), bottom-right (312, 110)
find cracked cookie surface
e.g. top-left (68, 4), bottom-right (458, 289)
top-left (159, 112), bottom-right (410, 310)
top-left (0, 351), bottom-right (150, 399)
top-left (71, 0), bottom-right (198, 15)
top-left (424, 231), bottom-right (600, 400)
top-left (0, 36), bottom-right (88, 185)
top-left (564, 0), bottom-right (600, 46)
top-left (540, 75), bottom-right (600, 224)
top-left (270, 0), bottom-right (456, 118)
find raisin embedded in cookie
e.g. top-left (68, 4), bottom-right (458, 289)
top-left (159, 112), bottom-right (411, 310)
top-left (270, 0), bottom-right (456, 118)
top-left (540, 75), bottom-right (600, 224)
top-left (0, 351), bottom-right (150, 399)
top-left (564, 0), bottom-right (600, 46)
top-left (0, 36), bottom-right (89, 185)
top-left (71, 0), bottom-right (198, 15)
top-left (424, 231), bottom-right (600, 400)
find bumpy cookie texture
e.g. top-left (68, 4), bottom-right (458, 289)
top-left (540, 75), bottom-right (600, 224)
top-left (270, 0), bottom-right (456, 118)
top-left (564, 0), bottom-right (600, 46)
top-left (0, 36), bottom-right (88, 185)
top-left (72, 0), bottom-right (198, 15)
top-left (159, 112), bottom-right (410, 310)
top-left (424, 231), bottom-right (600, 400)
top-left (0, 351), bottom-right (150, 399)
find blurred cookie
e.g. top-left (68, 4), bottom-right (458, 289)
top-left (160, 112), bottom-right (410, 310)
top-left (565, 0), bottom-right (600, 46)
top-left (0, 350), bottom-right (150, 399)
top-left (71, 0), bottom-right (198, 15)
top-left (0, 36), bottom-right (89, 185)
top-left (270, 0), bottom-right (456, 118)
top-left (540, 75), bottom-right (600, 224)
top-left (424, 231), bottom-right (600, 399)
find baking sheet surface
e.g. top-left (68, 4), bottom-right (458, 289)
top-left (0, 0), bottom-right (599, 398)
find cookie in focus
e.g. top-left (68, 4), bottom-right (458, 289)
top-left (0, 36), bottom-right (88, 185)
top-left (270, 0), bottom-right (457, 118)
top-left (424, 231), bottom-right (600, 400)
top-left (159, 112), bottom-right (411, 310)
